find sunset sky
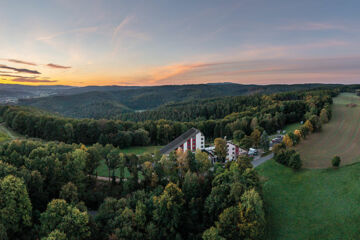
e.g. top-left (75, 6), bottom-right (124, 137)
top-left (1, 0), bottom-right (360, 86)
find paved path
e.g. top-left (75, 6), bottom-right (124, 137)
top-left (252, 153), bottom-right (274, 167)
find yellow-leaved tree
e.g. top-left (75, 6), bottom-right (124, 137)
top-left (283, 134), bottom-right (293, 147)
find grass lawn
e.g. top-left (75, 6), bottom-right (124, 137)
top-left (269, 122), bottom-right (302, 139)
top-left (284, 122), bottom-right (302, 134)
top-left (0, 132), bottom-right (9, 143)
top-left (96, 145), bottom-right (162, 178)
top-left (294, 93), bottom-right (360, 168)
top-left (0, 123), bottom-right (12, 143)
top-left (114, 145), bottom-right (163, 155)
top-left (257, 159), bottom-right (360, 240)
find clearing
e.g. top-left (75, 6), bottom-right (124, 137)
top-left (0, 122), bottom-right (19, 143)
top-left (294, 93), bottom-right (360, 168)
top-left (257, 159), bottom-right (360, 240)
top-left (96, 145), bottom-right (162, 178)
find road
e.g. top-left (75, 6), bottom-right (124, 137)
top-left (251, 153), bottom-right (274, 168)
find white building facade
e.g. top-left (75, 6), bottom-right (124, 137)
top-left (160, 128), bottom-right (205, 155)
top-left (226, 141), bottom-right (247, 161)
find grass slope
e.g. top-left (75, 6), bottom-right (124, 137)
top-left (295, 93), bottom-right (360, 168)
top-left (257, 160), bottom-right (360, 240)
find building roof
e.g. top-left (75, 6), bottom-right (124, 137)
top-left (159, 128), bottom-right (201, 155)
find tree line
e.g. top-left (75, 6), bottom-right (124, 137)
top-left (0, 88), bottom-right (338, 148)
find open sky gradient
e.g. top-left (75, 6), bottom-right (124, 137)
top-left (1, 0), bottom-right (360, 86)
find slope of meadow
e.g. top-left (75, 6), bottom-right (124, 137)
top-left (295, 93), bottom-right (360, 168)
top-left (257, 160), bottom-right (360, 240)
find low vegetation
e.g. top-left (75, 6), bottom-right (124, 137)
top-left (257, 159), bottom-right (360, 239)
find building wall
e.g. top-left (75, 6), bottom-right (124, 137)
top-left (226, 142), bottom-right (247, 161)
top-left (227, 142), bottom-right (237, 161)
top-left (179, 132), bottom-right (205, 152)
top-left (196, 132), bottom-right (205, 150)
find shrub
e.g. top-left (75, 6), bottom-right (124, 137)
top-left (289, 153), bottom-right (302, 170)
top-left (332, 156), bottom-right (341, 167)
top-left (274, 149), bottom-right (302, 170)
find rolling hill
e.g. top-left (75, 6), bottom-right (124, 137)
top-left (17, 83), bottom-right (343, 119)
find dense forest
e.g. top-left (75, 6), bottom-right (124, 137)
top-left (1, 88), bottom-right (338, 148)
top-left (18, 83), bottom-right (340, 119)
top-left (0, 140), bottom-right (264, 239)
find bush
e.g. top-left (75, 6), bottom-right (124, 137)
top-left (274, 149), bottom-right (302, 170)
top-left (289, 153), bottom-right (302, 170)
top-left (332, 156), bottom-right (341, 167)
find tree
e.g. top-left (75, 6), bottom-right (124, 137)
top-left (250, 117), bottom-right (259, 131)
top-left (202, 227), bottom-right (225, 240)
top-left (59, 182), bottom-right (78, 204)
top-left (250, 129), bottom-right (261, 147)
top-left (294, 129), bottom-right (302, 139)
top-left (153, 182), bottom-right (185, 239)
top-left (186, 150), bottom-right (198, 173)
top-left (182, 171), bottom-right (201, 201)
top-left (105, 149), bottom-right (120, 183)
top-left (304, 120), bottom-right (314, 133)
top-left (259, 131), bottom-right (269, 151)
top-left (216, 206), bottom-right (240, 239)
top-left (320, 108), bottom-right (329, 124)
top-left (233, 130), bottom-right (245, 143)
top-left (85, 144), bottom-right (102, 177)
top-left (214, 138), bottom-right (227, 162)
top-left (309, 115), bottom-right (322, 132)
top-left (41, 229), bottom-right (67, 240)
top-left (239, 136), bottom-right (253, 150)
top-left (238, 189), bottom-right (265, 239)
top-left (195, 150), bottom-right (212, 174)
top-left (332, 156), bottom-right (341, 167)
top-left (40, 199), bottom-right (90, 240)
top-left (0, 175), bottom-right (32, 236)
top-left (282, 134), bottom-right (293, 147)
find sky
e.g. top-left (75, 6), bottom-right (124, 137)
top-left (1, 0), bottom-right (360, 86)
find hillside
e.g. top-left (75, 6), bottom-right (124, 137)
top-left (18, 83), bottom-right (342, 119)
top-left (294, 93), bottom-right (360, 168)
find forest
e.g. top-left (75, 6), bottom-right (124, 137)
top-left (0, 140), bottom-right (264, 239)
top-left (18, 83), bottom-right (339, 119)
top-left (0, 88), bottom-right (337, 148)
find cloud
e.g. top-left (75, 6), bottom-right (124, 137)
top-left (111, 15), bottom-right (150, 54)
top-left (0, 73), bottom-right (57, 83)
top-left (11, 77), bottom-right (57, 83)
top-left (0, 64), bottom-right (40, 74)
top-left (47, 63), bottom-right (71, 69)
top-left (113, 16), bottom-right (134, 41)
top-left (278, 22), bottom-right (347, 31)
top-left (135, 56), bottom-right (360, 85)
top-left (0, 74), bottom-right (28, 78)
top-left (37, 26), bottom-right (99, 42)
top-left (7, 59), bottom-right (37, 66)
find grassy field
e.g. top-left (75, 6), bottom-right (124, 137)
top-left (284, 122), bottom-right (302, 134)
top-left (96, 145), bottom-right (162, 178)
top-left (257, 159), bottom-right (360, 240)
top-left (294, 93), bottom-right (360, 168)
top-left (0, 123), bottom-right (13, 143)
top-left (0, 132), bottom-right (9, 142)
top-left (113, 145), bottom-right (163, 155)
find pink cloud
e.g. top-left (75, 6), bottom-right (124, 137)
top-left (47, 63), bottom-right (71, 69)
